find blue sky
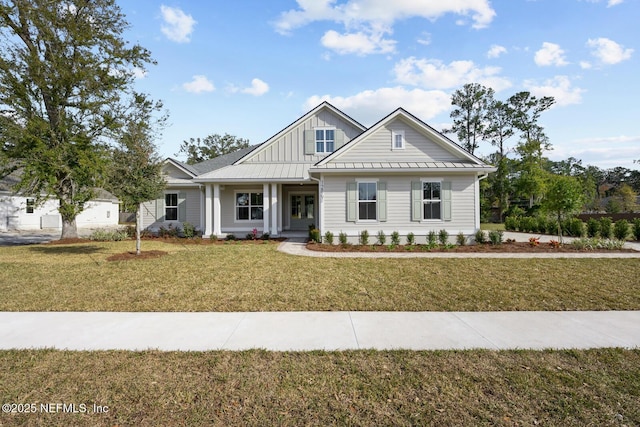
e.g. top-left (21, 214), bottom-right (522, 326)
top-left (122, 0), bottom-right (639, 170)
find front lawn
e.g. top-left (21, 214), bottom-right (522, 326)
top-left (1, 241), bottom-right (638, 312)
top-left (0, 349), bottom-right (638, 426)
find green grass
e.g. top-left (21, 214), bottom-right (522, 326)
top-left (1, 241), bottom-right (639, 312)
top-left (0, 242), bottom-right (640, 311)
top-left (0, 348), bottom-right (638, 426)
top-left (481, 223), bottom-right (506, 231)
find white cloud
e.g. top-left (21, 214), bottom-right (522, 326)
top-left (183, 75), bottom-right (215, 94)
top-left (579, 61), bottom-right (592, 69)
top-left (417, 32), bottom-right (431, 46)
top-left (607, 0), bottom-right (624, 6)
top-left (242, 78), bottom-right (270, 96)
top-left (524, 76), bottom-right (585, 106)
top-left (304, 87), bottom-right (451, 125)
top-left (393, 57), bottom-right (512, 91)
top-left (131, 67), bottom-right (147, 79)
top-left (553, 135), bottom-right (640, 169)
top-left (274, 1), bottom-right (496, 35)
top-left (321, 29), bottom-right (396, 55)
top-left (487, 44), bottom-right (507, 59)
top-left (587, 37), bottom-right (633, 64)
top-left (160, 5), bottom-right (196, 43)
top-left (534, 42), bottom-right (568, 66)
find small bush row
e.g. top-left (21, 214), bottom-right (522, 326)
top-left (319, 230), bottom-right (476, 247)
top-left (505, 216), bottom-right (640, 241)
top-left (88, 228), bottom-right (130, 241)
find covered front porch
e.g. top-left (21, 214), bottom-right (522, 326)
top-left (199, 182), bottom-right (319, 238)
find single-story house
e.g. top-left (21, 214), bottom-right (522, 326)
top-left (143, 102), bottom-right (496, 243)
top-left (0, 170), bottom-right (120, 232)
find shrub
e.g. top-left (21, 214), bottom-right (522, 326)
top-left (456, 232), bottom-right (466, 246)
top-left (586, 218), bottom-right (600, 238)
top-left (613, 219), bottom-right (630, 240)
top-left (427, 231), bottom-right (437, 246)
top-left (633, 218), bottom-right (640, 241)
top-left (182, 222), bottom-right (196, 238)
top-left (536, 216), bottom-right (549, 234)
top-left (338, 232), bottom-right (348, 245)
top-left (563, 218), bottom-right (585, 237)
top-left (260, 232), bottom-right (270, 241)
top-left (438, 229), bottom-right (449, 246)
top-left (89, 229), bottom-right (128, 241)
top-left (390, 231), bottom-right (400, 246)
top-left (529, 237), bottom-right (540, 247)
top-left (225, 234), bottom-right (237, 241)
top-left (548, 240), bottom-right (560, 248)
top-left (309, 228), bottom-right (321, 243)
top-left (376, 230), bottom-right (386, 245)
top-left (504, 216), bottom-right (519, 231)
top-left (599, 217), bottom-right (612, 239)
top-left (406, 232), bottom-right (415, 246)
top-left (324, 231), bottom-right (334, 245)
top-left (519, 216), bottom-right (537, 233)
top-left (474, 229), bottom-right (487, 244)
top-left (488, 230), bottom-right (503, 245)
top-left (158, 225), bottom-right (178, 238)
top-left (570, 237), bottom-right (625, 251)
top-left (210, 234), bottom-right (218, 242)
top-left (359, 230), bottom-right (370, 246)
top-left (124, 225), bottom-right (136, 238)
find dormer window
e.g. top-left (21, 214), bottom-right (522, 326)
top-left (315, 128), bottom-right (335, 153)
top-left (391, 130), bottom-right (405, 150)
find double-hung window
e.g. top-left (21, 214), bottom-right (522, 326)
top-left (358, 182), bottom-right (377, 221)
top-left (315, 128), bottom-right (335, 153)
top-left (26, 198), bottom-right (35, 214)
top-left (236, 191), bottom-right (263, 221)
top-left (422, 182), bottom-right (442, 220)
top-left (165, 193), bottom-right (178, 220)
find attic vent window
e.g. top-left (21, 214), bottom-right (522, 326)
top-left (391, 130), bottom-right (405, 150)
top-left (315, 128), bottom-right (335, 153)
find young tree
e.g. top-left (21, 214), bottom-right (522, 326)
top-left (483, 99), bottom-right (515, 220)
top-left (0, 0), bottom-right (153, 238)
top-left (444, 83), bottom-right (494, 155)
top-left (177, 134), bottom-right (250, 164)
top-left (509, 92), bottom-right (555, 208)
top-left (106, 93), bottom-right (167, 255)
top-left (543, 174), bottom-right (584, 243)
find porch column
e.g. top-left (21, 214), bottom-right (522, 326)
top-left (277, 184), bottom-right (283, 234)
top-left (270, 183), bottom-right (278, 236)
top-left (318, 176), bottom-right (324, 233)
top-left (213, 183), bottom-right (221, 236)
top-left (204, 184), bottom-right (213, 237)
top-left (263, 183), bottom-right (270, 234)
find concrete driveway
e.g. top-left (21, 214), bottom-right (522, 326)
top-left (0, 230), bottom-right (60, 246)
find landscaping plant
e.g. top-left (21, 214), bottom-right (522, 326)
top-left (376, 230), bottom-right (386, 245)
top-left (359, 230), bottom-right (370, 246)
top-left (613, 220), bottom-right (630, 241)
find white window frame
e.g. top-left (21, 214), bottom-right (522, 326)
top-left (356, 179), bottom-right (378, 222)
top-left (421, 179), bottom-right (443, 222)
top-left (26, 198), bottom-right (35, 214)
top-left (315, 127), bottom-right (336, 154)
top-left (391, 130), bottom-right (405, 150)
top-left (234, 190), bottom-right (264, 222)
top-left (165, 193), bottom-right (178, 221)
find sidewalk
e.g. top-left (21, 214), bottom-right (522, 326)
top-left (1, 311), bottom-right (638, 351)
top-left (278, 232), bottom-right (640, 258)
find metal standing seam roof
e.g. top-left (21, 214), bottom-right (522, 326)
top-left (194, 163), bottom-right (311, 182)
top-left (310, 161), bottom-right (497, 171)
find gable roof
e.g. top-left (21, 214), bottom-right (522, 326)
top-left (190, 145), bottom-right (260, 174)
top-left (311, 108), bottom-right (496, 174)
top-left (232, 101), bottom-right (366, 165)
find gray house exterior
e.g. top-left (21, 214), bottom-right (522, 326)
top-left (143, 102), bottom-right (496, 242)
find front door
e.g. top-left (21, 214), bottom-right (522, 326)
top-left (290, 193), bottom-right (315, 230)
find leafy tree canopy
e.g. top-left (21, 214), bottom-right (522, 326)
top-left (0, 0), bottom-right (154, 238)
top-left (177, 134), bottom-right (250, 164)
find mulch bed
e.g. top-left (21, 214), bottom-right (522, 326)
top-left (306, 241), bottom-right (636, 253)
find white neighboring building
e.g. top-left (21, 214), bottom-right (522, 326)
top-left (0, 172), bottom-right (119, 231)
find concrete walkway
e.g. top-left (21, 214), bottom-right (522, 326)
top-left (0, 311), bottom-right (638, 352)
top-left (277, 231), bottom-right (640, 258)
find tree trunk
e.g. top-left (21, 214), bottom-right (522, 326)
top-left (557, 212), bottom-right (563, 244)
top-left (60, 217), bottom-right (78, 239)
top-left (136, 206), bottom-right (142, 256)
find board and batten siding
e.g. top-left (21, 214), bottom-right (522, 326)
top-left (321, 174), bottom-right (478, 242)
top-left (337, 118), bottom-right (462, 163)
top-left (141, 187), bottom-right (202, 231)
top-left (246, 109), bottom-right (362, 163)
